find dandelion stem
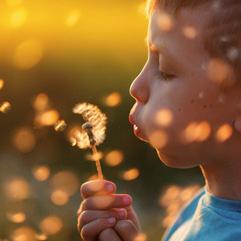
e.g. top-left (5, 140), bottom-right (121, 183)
top-left (91, 145), bottom-right (103, 179)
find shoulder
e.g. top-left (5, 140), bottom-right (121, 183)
top-left (162, 186), bottom-right (205, 241)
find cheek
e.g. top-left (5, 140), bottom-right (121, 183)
top-left (141, 82), bottom-right (222, 152)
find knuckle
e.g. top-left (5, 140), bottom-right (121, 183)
top-left (81, 226), bottom-right (91, 240)
top-left (78, 210), bottom-right (89, 226)
top-left (80, 183), bottom-right (87, 196)
top-left (81, 199), bottom-right (88, 210)
top-left (115, 220), bottom-right (132, 230)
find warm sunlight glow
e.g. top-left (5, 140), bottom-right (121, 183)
top-left (149, 130), bottom-right (168, 149)
top-left (121, 168), bottom-right (140, 181)
top-left (157, 12), bottom-right (174, 32)
top-left (6, 212), bottom-right (26, 224)
top-left (11, 226), bottom-right (36, 241)
top-left (9, 7), bottom-right (28, 28)
top-left (13, 39), bottom-right (44, 70)
top-left (215, 123), bottom-right (233, 142)
top-left (65, 10), bottom-right (81, 27)
top-left (51, 171), bottom-right (79, 196)
top-left (5, 178), bottom-right (30, 201)
top-left (155, 108), bottom-right (173, 127)
top-left (35, 109), bottom-right (59, 127)
top-left (104, 92), bottom-right (122, 107)
top-left (51, 190), bottom-right (69, 206)
top-left (182, 26), bottom-right (198, 39)
top-left (32, 93), bottom-right (50, 112)
top-left (32, 165), bottom-right (50, 182)
top-left (181, 121), bottom-right (211, 143)
top-left (40, 216), bottom-right (63, 235)
top-left (0, 101), bottom-right (11, 113)
top-left (12, 127), bottom-right (36, 153)
top-left (207, 58), bottom-right (235, 87)
top-left (104, 150), bottom-right (124, 167)
top-left (0, 79), bottom-right (4, 90)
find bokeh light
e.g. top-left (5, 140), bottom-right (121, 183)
top-left (32, 93), bottom-right (50, 112)
top-left (181, 121), bottom-right (211, 143)
top-left (13, 39), bottom-right (44, 70)
top-left (0, 101), bottom-right (11, 113)
top-left (51, 189), bottom-right (69, 206)
top-left (6, 212), bottom-right (26, 224)
top-left (39, 216), bottom-right (63, 235)
top-left (32, 165), bottom-right (50, 182)
top-left (65, 10), bottom-right (81, 27)
top-left (50, 171), bottom-right (79, 196)
top-left (215, 123), bottom-right (233, 143)
top-left (0, 79), bottom-right (5, 90)
top-left (12, 127), bottom-right (36, 153)
top-left (35, 110), bottom-right (59, 127)
top-left (103, 92), bottom-right (122, 107)
top-left (4, 177), bottom-right (31, 201)
top-left (121, 168), bottom-right (140, 181)
top-left (104, 150), bottom-right (124, 167)
top-left (11, 226), bottom-right (36, 241)
top-left (9, 7), bottom-right (28, 28)
top-left (157, 12), bottom-right (174, 32)
top-left (155, 109), bottom-right (173, 127)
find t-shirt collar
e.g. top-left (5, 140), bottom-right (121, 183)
top-left (203, 186), bottom-right (241, 212)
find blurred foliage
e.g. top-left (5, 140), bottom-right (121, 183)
top-left (0, 0), bottom-right (203, 240)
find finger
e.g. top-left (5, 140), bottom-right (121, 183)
top-left (80, 217), bottom-right (116, 241)
top-left (81, 180), bottom-right (116, 199)
top-left (99, 228), bottom-right (122, 241)
top-left (78, 209), bottom-right (127, 231)
top-left (115, 220), bottom-right (139, 241)
top-left (126, 206), bottom-right (141, 230)
top-left (81, 194), bottom-right (132, 211)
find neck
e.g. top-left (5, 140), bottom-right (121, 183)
top-left (200, 158), bottom-right (241, 200)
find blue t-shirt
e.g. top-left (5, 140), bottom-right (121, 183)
top-left (162, 187), bottom-right (241, 241)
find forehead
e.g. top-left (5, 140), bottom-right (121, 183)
top-left (148, 5), bottom-right (212, 59)
top-left (147, 4), bottom-right (211, 50)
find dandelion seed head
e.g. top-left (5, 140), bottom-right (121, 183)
top-left (72, 103), bottom-right (107, 149)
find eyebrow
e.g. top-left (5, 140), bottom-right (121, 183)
top-left (146, 37), bottom-right (168, 56)
top-left (147, 39), bottom-right (173, 64)
top-left (146, 37), bottom-right (180, 72)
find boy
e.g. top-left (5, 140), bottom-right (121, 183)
top-left (77, 0), bottom-right (241, 240)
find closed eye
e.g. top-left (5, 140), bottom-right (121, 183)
top-left (159, 70), bottom-right (176, 81)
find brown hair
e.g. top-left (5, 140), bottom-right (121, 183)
top-left (146, 0), bottom-right (209, 16)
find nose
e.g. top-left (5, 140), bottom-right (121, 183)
top-left (129, 63), bottom-right (150, 104)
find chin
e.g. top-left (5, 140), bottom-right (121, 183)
top-left (156, 149), bottom-right (198, 169)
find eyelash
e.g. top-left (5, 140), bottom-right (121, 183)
top-left (159, 70), bottom-right (176, 81)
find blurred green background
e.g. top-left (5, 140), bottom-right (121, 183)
top-left (0, 0), bottom-right (203, 240)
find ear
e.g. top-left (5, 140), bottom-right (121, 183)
top-left (233, 115), bottom-right (241, 133)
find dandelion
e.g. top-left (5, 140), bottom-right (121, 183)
top-left (71, 103), bottom-right (107, 179)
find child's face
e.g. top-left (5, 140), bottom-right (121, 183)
top-left (129, 3), bottom-right (241, 168)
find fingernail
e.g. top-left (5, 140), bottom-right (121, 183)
top-left (106, 183), bottom-right (114, 192)
top-left (107, 217), bottom-right (116, 224)
top-left (122, 196), bottom-right (131, 205)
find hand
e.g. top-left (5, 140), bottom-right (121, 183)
top-left (77, 179), bottom-right (141, 241)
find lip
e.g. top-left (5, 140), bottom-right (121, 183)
top-left (129, 112), bottom-right (148, 142)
